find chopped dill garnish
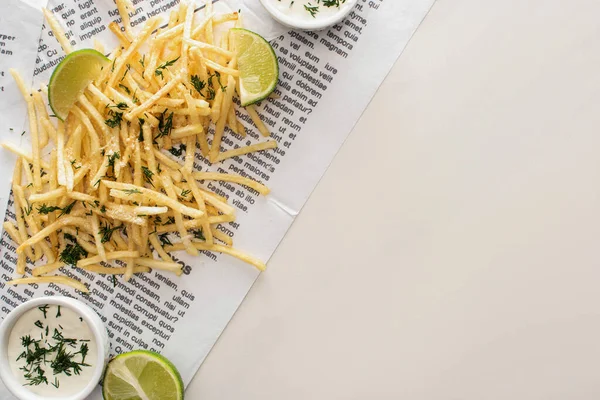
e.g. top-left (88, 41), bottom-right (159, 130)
top-left (37, 204), bottom-right (61, 215)
top-left (122, 188), bottom-right (142, 195)
top-left (191, 75), bottom-right (206, 96)
top-left (141, 166), bottom-right (155, 187)
top-left (212, 71), bottom-right (227, 91)
top-left (59, 201), bottom-right (77, 217)
top-left (59, 243), bottom-right (88, 266)
top-left (156, 110), bottom-right (174, 139)
top-left (118, 84), bottom-right (131, 95)
top-left (304, 3), bottom-right (319, 17)
top-left (105, 110), bottom-right (123, 128)
top-left (107, 152), bottom-right (121, 168)
top-left (138, 118), bottom-right (145, 141)
top-left (155, 57), bottom-right (180, 79)
top-left (16, 305), bottom-right (91, 388)
top-left (323, 0), bottom-right (345, 6)
top-left (168, 144), bottom-right (186, 157)
top-left (192, 229), bottom-right (205, 241)
top-left (159, 233), bottom-right (173, 246)
top-left (99, 223), bottom-right (122, 243)
top-left (109, 102), bottom-right (128, 110)
top-left (38, 305), bottom-right (49, 319)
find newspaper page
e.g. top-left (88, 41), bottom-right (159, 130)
top-left (0, 0), bottom-right (435, 398)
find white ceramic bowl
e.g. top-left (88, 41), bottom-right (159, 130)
top-left (0, 296), bottom-right (109, 400)
top-left (259, 0), bottom-right (358, 31)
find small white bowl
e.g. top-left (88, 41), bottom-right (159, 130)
top-left (0, 297), bottom-right (109, 400)
top-left (259, 0), bottom-right (358, 31)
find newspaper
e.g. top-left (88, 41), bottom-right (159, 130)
top-left (0, 0), bottom-right (435, 398)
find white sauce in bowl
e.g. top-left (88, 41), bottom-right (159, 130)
top-left (7, 304), bottom-right (97, 397)
top-left (268, 0), bottom-right (354, 23)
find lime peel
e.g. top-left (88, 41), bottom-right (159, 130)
top-left (48, 49), bottom-right (110, 121)
top-left (102, 350), bottom-right (184, 400)
top-left (230, 28), bottom-right (279, 106)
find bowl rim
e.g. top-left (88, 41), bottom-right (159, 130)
top-left (258, 0), bottom-right (359, 31)
top-left (0, 296), bottom-right (107, 400)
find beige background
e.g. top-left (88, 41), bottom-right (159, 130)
top-left (187, 0), bottom-right (600, 398)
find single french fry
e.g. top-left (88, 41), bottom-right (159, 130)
top-left (124, 75), bottom-right (182, 120)
top-left (42, 8), bottom-right (73, 54)
top-left (202, 57), bottom-right (240, 77)
top-left (184, 38), bottom-right (233, 58)
top-left (133, 206), bottom-right (169, 215)
top-left (183, 135), bottom-right (196, 174)
top-left (80, 264), bottom-right (150, 275)
top-left (29, 187), bottom-right (67, 203)
top-left (149, 233), bottom-right (174, 262)
top-left (180, 0), bottom-right (195, 76)
top-left (161, 173), bottom-right (197, 256)
top-left (7, 276), bottom-right (88, 292)
top-left (124, 224), bottom-right (135, 281)
top-left (116, 0), bottom-right (133, 39)
top-left (32, 261), bottom-right (65, 277)
top-left (3, 222), bottom-right (22, 246)
top-left (170, 124), bottom-right (204, 140)
top-left (211, 227), bottom-right (233, 246)
top-left (108, 16), bottom-right (161, 88)
top-left (246, 105), bottom-right (270, 137)
top-left (204, 0), bottom-right (214, 45)
top-left (91, 213), bottom-right (107, 262)
top-left (210, 76), bottom-right (236, 162)
top-left (77, 251), bottom-right (140, 268)
top-left (134, 257), bottom-right (182, 275)
top-left (1, 142), bottom-right (50, 169)
top-left (156, 24), bottom-right (184, 41)
top-left (227, 103), bottom-right (238, 135)
top-left (153, 148), bottom-right (184, 170)
top-left (71, 105), bottom-right (101, 155)
top-left (78, 94), bottom-right (112, 140)
top-left (16, 216), bottom-right (89, 255)
top-left (216, 140), bottom-right (277, 163)
top-left (199, 187), bottom-right (236, 215)
top-left (192, 172), bottom-right (270, 195)
top-left (94, 39), bottom-right (105, 53)
top-left (213, 12), bottom-right (239, 25)
top-left (91, 205), bottom-right (148, 226)
top-left (190, 11), bottom-right (216, 39)
top-left (165, 242), bottom-right (266, 271)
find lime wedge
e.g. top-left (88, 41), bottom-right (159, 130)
top-left (102, 350), bottom-right (184, 400)
top-left (48, 49), bottom-right (109, 120)
top-left (230, 28), bottom-right (279, 106)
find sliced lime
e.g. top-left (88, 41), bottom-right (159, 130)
top-left (230, 28), bottom-right (279, 106)
top-left (48, 48), bottom-right (110, 120)
top-left (102, 350), bottom-right (184, 400)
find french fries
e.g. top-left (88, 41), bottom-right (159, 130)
top-left (3, 0), bottom-right (275, 292)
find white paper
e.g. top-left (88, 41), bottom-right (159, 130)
top-left (0, 0), bottom-right (435, 398)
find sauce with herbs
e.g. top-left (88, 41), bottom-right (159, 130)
top-left (269, 0), bottom-right (352, 22)
top-left (7, 304), bottom-right (97, 397)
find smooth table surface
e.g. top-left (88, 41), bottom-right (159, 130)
top-left (187, 0), bottom-right (600, 398)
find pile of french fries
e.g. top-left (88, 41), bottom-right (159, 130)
top-left (3, 0), bottom-right (276, 293)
